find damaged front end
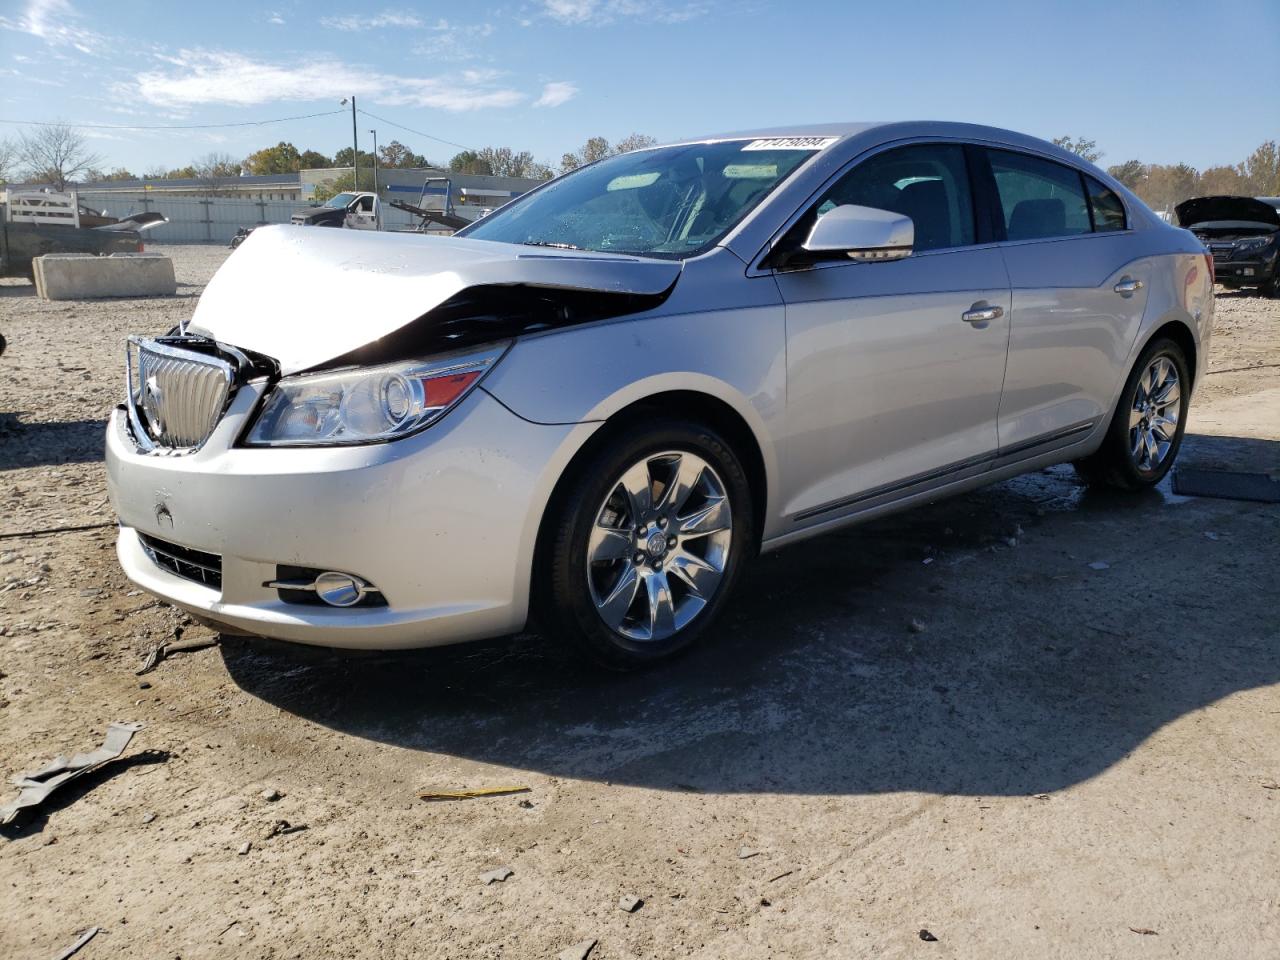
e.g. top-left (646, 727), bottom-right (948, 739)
top-left (122, 335), bottom-right (275, 456)
top-left (118, 224), bottom-right (680, 455)
top-left (186, 224), bottom-right (681, 376)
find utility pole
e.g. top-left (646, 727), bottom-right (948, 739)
top-left (369, 129), bottom-right (379, 197)
top-left (350, 96), bottom-right (358, 189)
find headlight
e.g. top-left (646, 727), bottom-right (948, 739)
top-left (1235, 236), bottom-right (1272, 253)
top-left (245, 345), bottom-right (508, 446)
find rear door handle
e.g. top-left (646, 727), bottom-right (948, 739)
top-left (962, 304), bottom-right (1004, 324)
top-left (1114, 277), bottom-right (1144, 296)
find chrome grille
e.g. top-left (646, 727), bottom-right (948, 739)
top-left (126, 337), bottom-right (234, 453)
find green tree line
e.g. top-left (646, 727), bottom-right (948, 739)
top-left (1051, 134), bottom-right (1280, 213)
top-left (0, 124), bottom-right (662, 190)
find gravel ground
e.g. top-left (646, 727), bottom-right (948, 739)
top-left (1, 245), bottom-right (1278, 959)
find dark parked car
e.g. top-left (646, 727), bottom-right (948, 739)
top-left (1176, 195), bottom-right (1279, 297)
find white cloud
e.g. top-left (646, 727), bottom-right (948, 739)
top-left (267, 13), bottom-right (285, 25)
top-left (320, 10), bottom-right (425, 31)
top-left (533, 80), bottom-right (578, 108)
top-left (540, 0), bottom-right (709, 25)
top-left (0, 0), bottom-right (102, 54)
top-left (129, 50), bottom-right (529, 113)
top-left (412, 21), bottom-right (494, 63)
top-left (542, 0), bottom-right (597, 22)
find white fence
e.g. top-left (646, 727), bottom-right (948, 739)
top-left (74, 193), bottom-right (435, 244)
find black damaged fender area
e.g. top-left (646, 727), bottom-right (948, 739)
top-left (314, 282), bottom-right (674, 371)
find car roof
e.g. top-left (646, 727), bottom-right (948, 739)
top-left (665, 121), bottom-right (1078, 159)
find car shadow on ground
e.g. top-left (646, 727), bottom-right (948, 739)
top-left (0, 414), bottom-right (107, 469)
top-left (221, 434), bottom-right (1280, 798)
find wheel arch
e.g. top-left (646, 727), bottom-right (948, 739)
top-left (528, 388), bottom-right (773, 621)
top-left (1141, 317), bottom-right (1198, 387)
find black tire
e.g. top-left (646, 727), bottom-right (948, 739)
top-left (1260, 275), bottom-right (1279, 299)
top-left (538, 418), bottom-right (755, 669)
top-left (1074, 337), bottom-right (1190, 491)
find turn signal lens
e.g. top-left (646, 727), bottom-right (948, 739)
top-left (423, 371), bottom-right (481, 408)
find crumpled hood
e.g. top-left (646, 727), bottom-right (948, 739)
top-left (1175, 195), bottom-right (1280, 229)
top-left (189, 225), bottom-right (682, 374)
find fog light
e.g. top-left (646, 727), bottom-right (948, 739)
top-left (314, 571), bottom-right (368, 607)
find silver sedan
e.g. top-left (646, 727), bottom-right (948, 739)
top-left (106, 122), bottom-right (1214, 667)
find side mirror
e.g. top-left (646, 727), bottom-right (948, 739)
top-left (803, 204), bottom-right (913, 262)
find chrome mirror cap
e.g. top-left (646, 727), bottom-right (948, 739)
top-left (803, 204), bottom-right (914, 261)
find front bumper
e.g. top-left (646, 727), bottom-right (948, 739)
top-left (106, 384), bottom-right (595, 649)
top-left (1213, 254), bottom-right (1276, 285)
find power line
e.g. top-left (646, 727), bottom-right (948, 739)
top-left (356, 108), bottom-right (472, 152)
top-left (0, 109), bottom-right (347, 131)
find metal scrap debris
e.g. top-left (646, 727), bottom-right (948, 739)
top-left (481, 866), bottom-right (514, 885)
top-left (557, 939), bottom-right (597, 960)
top-left (1129, 927), bottom-right (1158, 936)
top-left (52, 927), bottom-right (101, 960)
top-left (2, 722), bottom-right (143, 825)
top-left (418, 785), bottom-right (531, 802)
top-left (618, 895), bottom-right (643, 913)
top-left (919, 928), bottom-right (939, 942)
top-left (736, 845), bottom-right (761, 860)
top-left (137, 636), bottom-right (219, 675)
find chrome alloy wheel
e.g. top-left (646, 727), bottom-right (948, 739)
top-left (586, 451), bottom-right (733, 642)
top-left (1129, 356), bottom-right (1181, 472)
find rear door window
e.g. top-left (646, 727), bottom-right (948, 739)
top-left (987, 149), bottom-right (1092, 241)
top-left (1085, 176), bottom-right (1127, 232)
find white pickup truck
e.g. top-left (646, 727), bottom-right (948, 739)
top-left (290, 191), bottom-right (382, 230)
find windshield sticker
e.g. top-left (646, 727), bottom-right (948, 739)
top-left (742, 136), bottom-right (840, 151)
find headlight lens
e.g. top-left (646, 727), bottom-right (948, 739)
top-left (245, 345), bottom-right (507, 446)
top-left (1235, 235), bottom-right (1272, 252)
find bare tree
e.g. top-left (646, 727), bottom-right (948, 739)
top-left (1051, 135), bottom-right (1103, 164)
top-left (560, 134), bottom-right (655, 174)
top-left (18, 123), bottom-right (101, 190)
top-left (613, 133), bottom-right (657, 155)
top-left (192, 152), bottom-right (243, 195)
top-left (0, 137), bottom-right (17, 182)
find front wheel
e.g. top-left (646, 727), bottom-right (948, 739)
top-left (1074, 337), bottom-right (1190, 490)
top-left (539, 420), bottom-right (754, 669)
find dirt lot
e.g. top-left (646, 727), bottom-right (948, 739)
top-left (2, 245), bottom-right (1278, 959)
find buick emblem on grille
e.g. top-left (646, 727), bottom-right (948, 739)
top-left (125, 336), bottom-right (236, 455)
top-left (141, 374), bottom-right (165, 436)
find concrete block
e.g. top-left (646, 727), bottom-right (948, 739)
top-left (33, 253), bottom-right (176, 301)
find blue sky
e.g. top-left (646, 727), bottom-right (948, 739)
top-left (1, 0), bottom-right (1277, 174)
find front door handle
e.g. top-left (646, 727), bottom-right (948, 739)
top-left (962, 304), bottom-right (1004, 324)
top-left (1114, 277), bottom-right (1144, 296)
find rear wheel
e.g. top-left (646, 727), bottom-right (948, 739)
top-left (1074, 337), bottom-right (1190, 490)
top-left (540, 419), bottom-right (754, 669)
